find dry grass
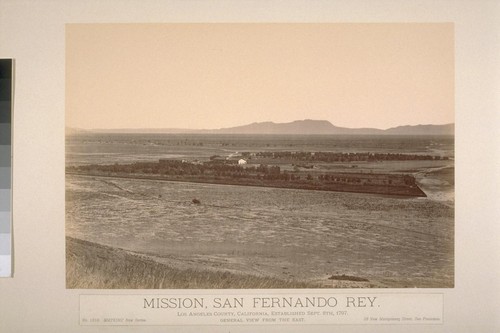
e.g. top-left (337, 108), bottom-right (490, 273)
top-left (66, 237), bottom-right (322, 289)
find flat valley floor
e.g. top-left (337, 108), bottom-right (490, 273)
top-left (66, 134), bottom-right (454, 288)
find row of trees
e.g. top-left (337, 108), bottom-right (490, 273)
top-left (67, 159), bottom-right (415, 186)
top-left (253, 151), bottom-right (448, 162)
top-left (68, 161), bottom-right (282, 177)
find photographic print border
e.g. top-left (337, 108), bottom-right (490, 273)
top-left (0, 0), bottom-right (499, 332)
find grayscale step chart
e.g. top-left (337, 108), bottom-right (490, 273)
top-left (0, 59), bottom-right (12, 277)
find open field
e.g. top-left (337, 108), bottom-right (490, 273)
top-left (66, 134), bottom-right (454, 166)
top-left (66, 237), bottom-right (321, 289)
top-left (66, 133), bottom-right (454, 288)
top-left (66, 172), bottom-right (453, 288)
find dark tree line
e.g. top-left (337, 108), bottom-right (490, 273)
top-left (67, 161), bottom-right (283, 179)
top-left (254, 151), bottom-right (448, 162)
top-left (67, 159), bottom-right (417, 187)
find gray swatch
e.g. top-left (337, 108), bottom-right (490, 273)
top-left (0, 189), bottom-right (10, 211)
top-left (0, 146), bottom-right (11, 167)
top-left (0, 167), bottom-right (10, 189)
top-left (0, 212), bottom-right (10, 233)
top-left (0, 124), bottom-right (10, 145)
top-left (0, 234), bottom-right (11, 255)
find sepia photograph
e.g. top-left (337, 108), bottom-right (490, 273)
top-left (65, 23), bottom-right (454, 289)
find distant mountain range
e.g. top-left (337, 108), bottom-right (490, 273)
top-left (68, 119), bottom-right (454, 136)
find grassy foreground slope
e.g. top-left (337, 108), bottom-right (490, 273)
top-left (66, 237), bottom-right (320, 289)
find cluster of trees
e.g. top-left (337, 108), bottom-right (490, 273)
top-left (68, 161), bottom-right (310, 182)
top-left (67, 160), bottom-right (285, 179)
top-left (67, 159), bottom-right (416, 187)
top-left (254, 151), bottom-right (448, 162)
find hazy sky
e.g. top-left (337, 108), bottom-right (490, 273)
top-left (66, 23), bottom-right (454, 130)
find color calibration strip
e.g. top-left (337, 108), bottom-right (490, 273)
top-left (0, 59), bottom-right (12, 277)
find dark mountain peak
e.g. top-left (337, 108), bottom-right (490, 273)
top-left (84, 120), bottom-right (454, 135)
top-left (214, 119), bottom-right (453, 135)
top-left (216, 119), bottom-right (336, 134)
